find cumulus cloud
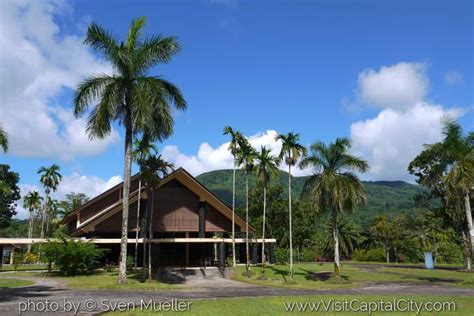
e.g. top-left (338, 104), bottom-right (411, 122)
top-left (161, 130), bottom-right (311, 177)
top-left (357, 62), bottom-right (428, 111)
top-left (444, 70), bottom-right (464, 86)
top-left (351, 103), bottom-right (462, 181)
top-left (349, 62), bottom-right (464, 181)
top-left (0, 0), bottom-right (119, 161)
top-left (15, 173), bottom-right (122, 219)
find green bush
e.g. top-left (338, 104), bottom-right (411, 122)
top-left (352, 248), bottom-right (386, 262)
top-left (126, 255), bottom-right (134, 271)
top-left (42, 238), bottom-right (106, 276)
top-left (274, 248), bottom-right (289, 264)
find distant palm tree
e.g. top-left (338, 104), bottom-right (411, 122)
top-left (74, 17), bottom-right (186, 284)
top-left (139, 154), bottom-right (174, 280)
top-left (132, 134), bottom-right (158, 269)
top-left (223, 126), bottom-right (243, 268)
top-left (236, 136), bottom-right (256, 273)
top-left (23, 191), bottom-right (43, 253)
top-left (46, 197), bottom-right (60, 235)
top-left (0, 124), bottom-right (8, 153)
top-left (254, 146), bottom-right (279, 273)
top-left (276, 132), bottom-right (307, 280)
top-left (301, 138), bottom-right (368, 276)
top-left (38, 164), bottom-right (62, 239)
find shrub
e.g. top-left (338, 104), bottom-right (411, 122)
top-left (274, 248), bottom-right (289, 264)
top-left (42, 238), bottom-right (106, 276)
top-left (352, 248), bottom-right (386, 262)
top-left (126, 255), bottom-right (134, 271)
top-left (22, 252), bottom-right (37, 264)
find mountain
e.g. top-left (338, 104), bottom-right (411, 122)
top-left (196, 169), bottom-right (425, 223)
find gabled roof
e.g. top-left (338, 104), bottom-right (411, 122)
top-left (63, 168), bottom-right (254, 232)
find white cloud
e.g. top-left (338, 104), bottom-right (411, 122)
top-left (161, 130), bottom-right (311, 177)
top-left (444, 70), bottom-right (464, 86)
top-left (348, 62), bottom-right (465, 181)
top-left (350, 102), bottom-right (462, 181)
top-left (0, 0), bottom-right (119, 161)
top-left (357, 62), bottom-right (428, 111)
top-left (15, 173), bottom-right (122, 219)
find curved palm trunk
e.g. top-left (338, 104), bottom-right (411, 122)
top-left (118, 123), bottom-right (132, 284)
top-left (464, 191), bottom-right (473, 256)
top-left (261, 186), bottom-right (267, 273)
top-left (288, 165), bottom-right (294, 280)
top-left (462, 230), bottom-right (472, 270)
top-left (40, 190), bottom-right (49, 239)
top-left (232, 157), bottom-right (236, 268)
top-left (332, 209), bottom-right (341, 276)
top-left (134, 179), bottom-right (142, 270)
top-left (27, 209), bottom-right (34, 253)
top-left (245, 172), bottom-right (250, 273)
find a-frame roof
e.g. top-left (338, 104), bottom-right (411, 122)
top-left (63, 168), bottom-right (254, 233)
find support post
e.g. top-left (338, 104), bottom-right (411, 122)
top-left (269, 243), bottom-right (275, 265)
top-left (252, 243), bottom-right (258, 265)
top-left (219, 242), bottom-right (226, 268)
top-left (198, 202), bottom-right (206, 238)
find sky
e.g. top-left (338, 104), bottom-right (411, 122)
top-left (0, 0), bottom-right (472, 219)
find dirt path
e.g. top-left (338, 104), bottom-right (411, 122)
top-left (1, 276), bottom-right (473, 315)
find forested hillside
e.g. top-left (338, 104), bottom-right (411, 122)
top-left (196, 169), bottom-right (425, 223)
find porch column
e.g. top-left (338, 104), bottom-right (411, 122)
top-left (198, 202), bottom-right (206, 238)
top-left (185, 232), bottom-right (189, 266)
top-left (252, 243), bottom-right (258, 265)
top-left (268, 243), bottom-right (276, 264)
top-left (10, 247), bottom-right (14, 265)
top-left (0, 245), bottom-right (3, 270)
top-left (219, 242), bottom-right (226, 268)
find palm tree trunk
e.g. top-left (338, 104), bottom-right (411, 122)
top-left (386, 249), bottom-right (390, 263)
top-left (462, 230), bottom-right (472, 270)
top-left (245, 172), bottom-right (250, 273)
top-left (148, 190), bottom-right (155, 280)
top-left (333, 209), bottom-right (341, 276)
top-left (134, 179), bottom-right (142, 270)
top-left (118, 122), bottom-right (132, 285)
top-left (27, 210), bottom-right (33, 253)
top-left (142, 188), bottom-right (150, 272)
top-left (232, 157), bottom-right (236, 268)
top-left (464, 191), bottom-right (473, 254)
top-left (40, 192), bottom-right (49, 239)
top-left (288, 165), bottom-right (294, 280)
top-left (261, 185), bottom-right (267, 273)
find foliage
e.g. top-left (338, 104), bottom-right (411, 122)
top-left (126, 255), bottom-right (134, 271)
top-left (274, 247), bottom-right (289, 264)
top-left (352, 248), bottom-right (386, 262)
top-left (0, 124), bottom-right (8, 153)
top-left (0, 164), bottom-right (21, 229)
top-left (42, 238), bottom-right (106, 276)
top-left (22, 252), bottom-right (38, 264)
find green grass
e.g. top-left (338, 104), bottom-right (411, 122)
top-left (0, 264), bottom-right (49, 271)
top-left (106, 295), bottom-right (474, 316)
top-left (233, 263), bottom-right (474, 289)
top-left (0, 277), bottom-right (34, 288)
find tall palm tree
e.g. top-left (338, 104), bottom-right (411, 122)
top-left (236, 136), bottom-right (256, 273)
top-left (139, 154), bottom-right (174, 280)
top-left (275, 132), bottom-right (307, 280)
top-left (0, 124), bottom-right (8, 153)
top-left (223, 126), bottom-right (243, 268)
top-left (300, 138), bottom-right (368, 276)
top-left (254, 146), bottom-right (280, 273)
top-left (74, 17), bottom-right (186, 284)
top-left (132, 134), bottom-right (158, 269)
top-left (23, 191), bottom-right (43, 253)
top-left (37, 164), bottom-right (62, 239)
top-left (442, 120), bottom-right (473, 268)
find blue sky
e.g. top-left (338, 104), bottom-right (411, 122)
top-left (0, 0), bottom-right (472, 218)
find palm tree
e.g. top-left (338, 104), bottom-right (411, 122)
top-left (236, 136), bottom-right (256, 273)
top-left (23, 191), bottom-right (43, 253)
top-left (223, 126), bottom-right (243, 268)
top-left (0, 124), bottom-right (8, 153)
top-left (300, 138), bottom-right (368, 276)
top-left (74, 17), bottom-right (186, 284)
top-left (139, 154), bottom-right (174, 280)
top-left (442, 120), bottom-right (473, 269)
top-left (275, 132), bottom-right (307, 280)
top-left (254, 146), bottom-right (280, 273)
top-left (37, 164), bottom-right (62, 239)
top-left (132, 134), bottom-right (158, 269)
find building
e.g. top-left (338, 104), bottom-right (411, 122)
top-left (1, 168), bottom-right (276, 269)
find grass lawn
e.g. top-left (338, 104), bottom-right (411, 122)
top-left (233, 263), bottom-right (474, 289)
top-left (1, 270), bottom-right (187, 291)
top-left (0, 264), bottom-right (49, 271)
top-left (106, 295), bottom-right (474, 316)
top-left (0, 277), bottom-right (34, 288)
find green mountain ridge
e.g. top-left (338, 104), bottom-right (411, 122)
top-left (196, 169), bottom-right (425, 223)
